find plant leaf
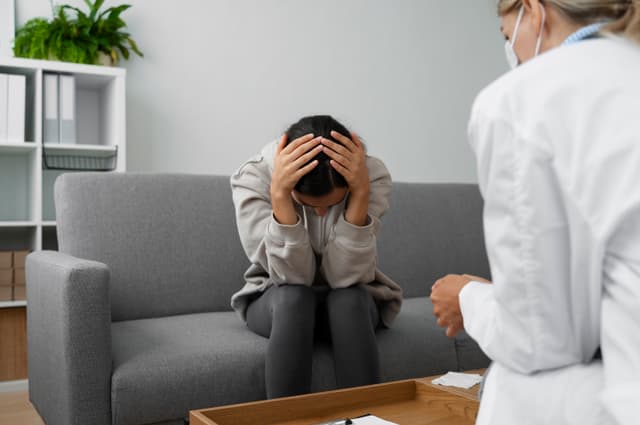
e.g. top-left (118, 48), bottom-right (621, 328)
top-left (89, 0), bottom-right (105, 21)
top-left (13, 1), bottom-right (141, 64)
top-left (117, 44), bottom-right (129, 60)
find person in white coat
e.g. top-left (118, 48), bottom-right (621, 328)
top-left (430, 1), bottom-right (640, 424)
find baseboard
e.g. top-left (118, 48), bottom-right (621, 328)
top-left (0, 379), bottom-right (28, 393)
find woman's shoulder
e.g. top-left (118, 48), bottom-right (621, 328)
top-left (366, 155), bottom-right (392, 184)
top-left (232, 140), bottom-right (278, 178)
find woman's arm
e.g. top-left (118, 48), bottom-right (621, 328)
top-left (231, 136), bottom-right (321, 286)
top-left (319, 138), bottom-right (392, 288)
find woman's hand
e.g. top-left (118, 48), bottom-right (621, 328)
top-left (271, 133), bottom-right (322, 225)
top-left (430, 274), bottom-right (473, 338)
top-left (321, 131), bottom-right (370, 226)
top-left (321, 131), bottom-right (370, 198)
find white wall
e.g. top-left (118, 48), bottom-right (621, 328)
top-left (17, 0), bottom-right (506, 183)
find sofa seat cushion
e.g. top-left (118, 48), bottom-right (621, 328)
top-left (111, 298), bottom-right (488, 425)
top-left (111, 311), bottom-right (267, 425)
top-left (377, 297), bottom-right (463, 381)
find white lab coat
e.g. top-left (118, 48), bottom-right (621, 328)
top-left (460, 36), bottom-right (640, 425)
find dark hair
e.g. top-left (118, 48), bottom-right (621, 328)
top-left (285, 115), bottom-right (350, 197)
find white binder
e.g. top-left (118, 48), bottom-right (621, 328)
top-left (59, 74), bottom-right (76, 144)
top-left (0, 73), bottom-right (8, 141)
top-left (7, 74), bottom-right (25, 143)
top-left (43, 73), bottom-right (59, 144)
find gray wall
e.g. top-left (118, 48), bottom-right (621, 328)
top-left (17, 0), bottom-right (506, 183)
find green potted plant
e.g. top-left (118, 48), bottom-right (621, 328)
top-left (13, 0), bottom-right (143, 66)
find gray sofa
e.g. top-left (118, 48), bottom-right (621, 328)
top-left (26, 173), bottom-right (490, 425)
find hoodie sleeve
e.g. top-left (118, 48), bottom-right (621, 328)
top-left (230, 155), bottom-right (316, 286)
top-left (321, 157), bottom-right (392, 288)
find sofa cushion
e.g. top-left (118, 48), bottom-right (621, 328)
top-left (111, 297), bottom-right (484, 425)
top-left (377, 183), bottom-right (491, 298)
top-left (111, 312), bottom-right (267, 425)
top-left (55, 173), bottom-right (249, 322)
top-left (377, 297), bottom-right (461, 381)
top-left (455, 330), bottom-right (491, 371)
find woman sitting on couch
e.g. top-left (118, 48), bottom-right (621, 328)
top-left (230, 115), bottom-right (402, 398)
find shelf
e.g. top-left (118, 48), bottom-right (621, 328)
top-left (0, 152), bottom-right (36, 222)
top-left (0, 227), bottom-right (37, 251)
top-left (0, 221), bottom-right (37, 228)
top-left (0, 56), bottom-right (125, 78)
top-left (0, 301), bottom-right (27, 309)
top-left (0, 142), bottom-right (38, 154)
top-left (42, 226), bottom-right (58, 251)
top-left (43, 143), bottom-right (117, 155)
top-left (0, 56), bottom-right (125, 382)
top-left (0, 143), bottom-right (115, 155)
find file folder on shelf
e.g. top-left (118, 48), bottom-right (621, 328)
top-left (43, 73), bottom-right (59, 144)
top-left (59, 74), bottom-right (76, 144)
top-left (7, 74), bottom-right (25, 143)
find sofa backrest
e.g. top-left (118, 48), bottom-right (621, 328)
top-left (377, 183), bottom-right (491, 298)
top-left (54, 173), bottom-right (249, 322)
top-left (54, 175), bottom-right (490, 320)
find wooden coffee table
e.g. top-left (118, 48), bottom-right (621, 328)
top-left (190, 370), bottom-right (484, 425)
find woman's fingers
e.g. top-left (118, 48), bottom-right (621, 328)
top-left (272, 134), bottom-right (318, 196)
top-left (329, 159), bottom-right (350, 178)
top-left (292, 144), bottom-right (323, 168)
top-left (321, 137), bottom-right (352, 158)
top-left (281, 133), bottom-right (315, 155)
top-left (276, 134), bottom-right (288, 154)
top-left (288, 137), bottom-right (322, 162)
top-left (322, 144), bottom-right (350, 169)
top-left (350, 132), bottom-right (363, 150)
top-left (446, 325), bottom-right (461, 338)
top-left (295, 159), bottom-right (319, 178)
top-left (330, 131), bottom-right (357, 153)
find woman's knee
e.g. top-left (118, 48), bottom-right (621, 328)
top-left (271, 284), bottom-right (315, 317)
top-left (327, 285), bottom-right (371, 314)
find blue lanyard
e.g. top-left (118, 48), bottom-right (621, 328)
top-left (563, 22), bottom-right (607, 45)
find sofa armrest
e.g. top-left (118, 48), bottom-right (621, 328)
top-left (26, 250), bottom-right (112, 425)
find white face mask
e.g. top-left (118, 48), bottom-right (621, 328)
top-left (504, 4), bottom-right (546, 69)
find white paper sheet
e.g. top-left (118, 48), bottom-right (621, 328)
top-left (315, 414), bottom-right (397, 425)
top-left (431, 371), bottom-right (483, 389)
top-left (351, 415), bottom-right (398, 424)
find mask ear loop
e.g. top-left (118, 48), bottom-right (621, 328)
top-left (534, 4), bottom-right (547, 56)
top-left (511, 5), bottom-right (525, 47)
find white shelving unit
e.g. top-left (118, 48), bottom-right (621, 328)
top-left (0, 57), bottom-right (126, 309)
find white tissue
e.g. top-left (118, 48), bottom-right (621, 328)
top-left (431, 372), bottom-right (483, 389)
top-left (351, 416), bottom-right (397, 424)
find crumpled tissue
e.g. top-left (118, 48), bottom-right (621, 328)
top-left (431, 372), bottom-right (483, 389)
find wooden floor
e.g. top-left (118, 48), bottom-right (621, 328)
top-left (0, 391), bottom-right (45, 425)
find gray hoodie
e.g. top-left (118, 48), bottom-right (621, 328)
top-left (230, 141), bottom-right (402, 327)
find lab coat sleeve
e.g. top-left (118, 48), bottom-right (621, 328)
top-left (231, 157), bottom-right (316, 286)
top-left (461, 112), bottom-right (584, 374)
top-left (594, 157), bottom-right (640, 423)
top-left (600, 250), bottom-right (640, 425)
top-left (321, 157), bottom-right (392, 288)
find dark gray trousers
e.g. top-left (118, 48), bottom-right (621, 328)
top-left (246, 284), bottom-right (380, 399)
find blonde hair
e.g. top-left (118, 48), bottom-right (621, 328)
top-left (497, 0), bottom-right (640, 43)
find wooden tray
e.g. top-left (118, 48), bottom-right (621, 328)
top-left (190, 375), bottom-right (480, 425)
